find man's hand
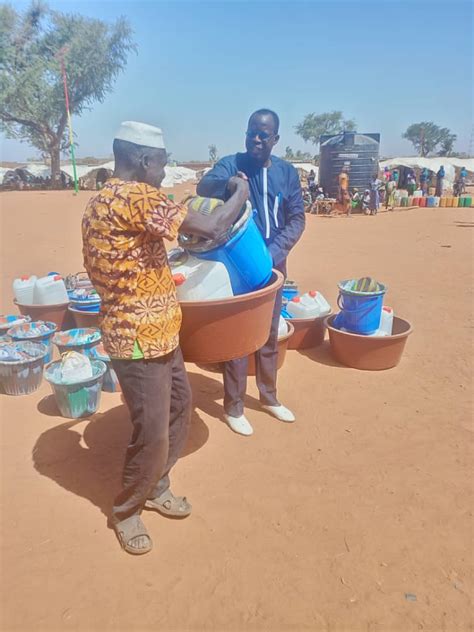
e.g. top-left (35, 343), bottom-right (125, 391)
top-left (227, 175), bottom-right (249, 197)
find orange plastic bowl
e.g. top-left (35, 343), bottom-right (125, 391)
top-left (180, 270), bottom-right (284, 364)
top-left (325, 315), bottom-right (413, 370)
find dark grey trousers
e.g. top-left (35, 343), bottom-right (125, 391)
top-left (223, 289), bottom-right (283, 417)
top-left (111, 347), bottom-right (192, 524)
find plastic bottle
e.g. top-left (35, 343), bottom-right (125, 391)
top-left (301, 291), bottom-right (331, 316)
top-left (278, 316), bottom-right (288, 338)
top-left (13, 275), bottom-right (37, 304)
top-left (34, 275), bottom-right (69, 305)
top-left (378, 306), bottom-right (394, 335)
top-left (170, 252), bottom-right (233, 301)
top-left (286, 295), bottom-right (321, 319)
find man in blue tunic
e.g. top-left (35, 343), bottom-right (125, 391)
top-left (197, 109), bottom-right (305, 436)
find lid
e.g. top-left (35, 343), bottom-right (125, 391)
top-left (20, 275), bottom-right (29, 281)
top-left (53, 275), bottom-right (62, 281)
top-left (173, 273), bottom-right (186, 286)
top-left (292, 297), bottom-right (301, 303)
top-left (309, 290), bottom-right (317, 297)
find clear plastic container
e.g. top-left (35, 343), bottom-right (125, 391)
top-left (286, 296), bottom-right (321, 319)
top-left (278, 316), bottom-right (288, 338)
top-left (34, 275), bottom-right (69, 305)
top-left (300, 291), bottom-right (331, 317)
top-left (169, 250), bottom-right (233, 301)
top-left (13, 275), bottom-right (37, 304)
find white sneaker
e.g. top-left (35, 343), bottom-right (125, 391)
top-left (224, 413), bottom-right (254, 436)
top-left (261, 404), bottom-right (296, 423)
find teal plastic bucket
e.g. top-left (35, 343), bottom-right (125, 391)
top-left (45, 359), bottom-right (106, 418)
top-left (52, 327), bottom-right (101, 357)
top-left (335, 280), bottom-right (386, 335)
top-left (0, 341), bottom-right (47, 396)
top-left (7, 321), bottom-right (57, 363)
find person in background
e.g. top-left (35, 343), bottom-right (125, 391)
top-left (351, 187), bottom-right (361, 210)
top-left (82, 121), bottom-right (249, 554)
top-left (385, 178), bottom-right (397, 210)
top-left (391, 169), bottom-right (399, 186)
top-left (383, 166), bottom-right (391, 181)
top-left (406, 170), bottom-right (416, 195)
top-left (338, 167), bottom-right (352, 216)
top-left (456, 166), bottom-right (468, 195)
top-left (307, 169), bottom-right (316, 191)
top-left (436, 165), bottom-right (445, 197)
top-left (197, 108), bottom-right (305, 436)
top-left (369, 175), bottom-right (382, 215)
top-left (420, 167), bottom-right (429, 196)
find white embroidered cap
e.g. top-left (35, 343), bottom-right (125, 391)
top-left (114, 121), bottom-right (166, 149)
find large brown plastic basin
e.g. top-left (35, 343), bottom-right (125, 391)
top-left (15, 300), bottom-right (73, 330)
top-left (285, 312), bottom-right (332, 350)
top-left (325, 315), bottom-right (413, 370)
top-left (201, 320), bottom-right (295, 375)
top-left (247, 320), bottom-right (294, 375)
top-left (179, 270), bottom-right (284, 364)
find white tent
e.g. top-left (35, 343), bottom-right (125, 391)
top-left (90, 161), bottom-right (197, 188)
top-left (290, 162), bottom-right (318, 177)
top-left (379, 157), bottom-right (474, 189)
top-left (2, 161), bottom-right (197, 188)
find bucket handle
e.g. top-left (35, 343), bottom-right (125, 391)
top-left (337, 293), bottom-right (378, 314)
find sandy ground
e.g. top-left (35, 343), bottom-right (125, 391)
top-left (0, 189), bottom-right (473, 631)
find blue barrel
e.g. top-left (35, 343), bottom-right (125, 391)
top-left (427, 196), bottom-right (435, 207)
top-left (335, 280), bottom-right (386, 335)
top-left (191, 215), bottom-right (272, 295)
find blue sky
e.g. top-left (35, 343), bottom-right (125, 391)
top-left (1, 0), bottom-right (473, 162)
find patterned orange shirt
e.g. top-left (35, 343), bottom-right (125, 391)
top-left (82, 178), bottom-right (186, 359)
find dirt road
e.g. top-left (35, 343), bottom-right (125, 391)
top-left (0, 190), bottom-right (472, 631)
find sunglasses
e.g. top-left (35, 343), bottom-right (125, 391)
top-left (246, 130), bottom-right (275, 142)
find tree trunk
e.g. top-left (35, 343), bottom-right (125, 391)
top-left (49, 144), bottom-right (61, 188)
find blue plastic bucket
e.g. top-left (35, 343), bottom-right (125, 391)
top-left (52, 327), bottom-right (101, 357)
top-left (191, 215), bottom-right (272, 295)
top-left (7, 321), bottom-right (57, 363)
top-left (0, 341), bottom-right (47, 395)
top-left (427, 196), bottom-right (435, 208)
top-left (335, 280), bottom-right (386, 335)
top-left (44, 359), bottom-right (106, 419)
top-left (89, 342), bottom-right (121, 392)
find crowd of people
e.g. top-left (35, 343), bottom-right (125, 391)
top-left (305, 163), bottom-right (470, 217)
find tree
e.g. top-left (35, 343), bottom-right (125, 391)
top-left (295, 111), bottom-right (356, 146)
top-left (0, 2), bottom-right (135, 185)
top-left (402, 122), bottom-right (457, 157)
top-left (294, 150), bottom-right (313, 160)
top-left (208, 144), bottom-right (217, 164)
top-left (284, 146), bottom-right (294, 160)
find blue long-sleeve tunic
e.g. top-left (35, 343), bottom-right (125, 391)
top-left (197, 153), bottom-right (305, 273)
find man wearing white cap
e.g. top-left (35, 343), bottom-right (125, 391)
top-left (82, 121), bottom-right (249, 554)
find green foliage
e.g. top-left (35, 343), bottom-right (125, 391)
top-left (295, 111), bottom-right (356, 146)
top-left (0, 1), bottom-right (135, 181)
top-left (283, 147), bottom-right (313, 161)
top-left (402, 122), bottom-right (457, 157)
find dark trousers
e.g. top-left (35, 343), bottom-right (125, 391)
top-left (223, 289), bottom-right (282, 417)
top-left (111, 347), bottom-right (192, 524)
